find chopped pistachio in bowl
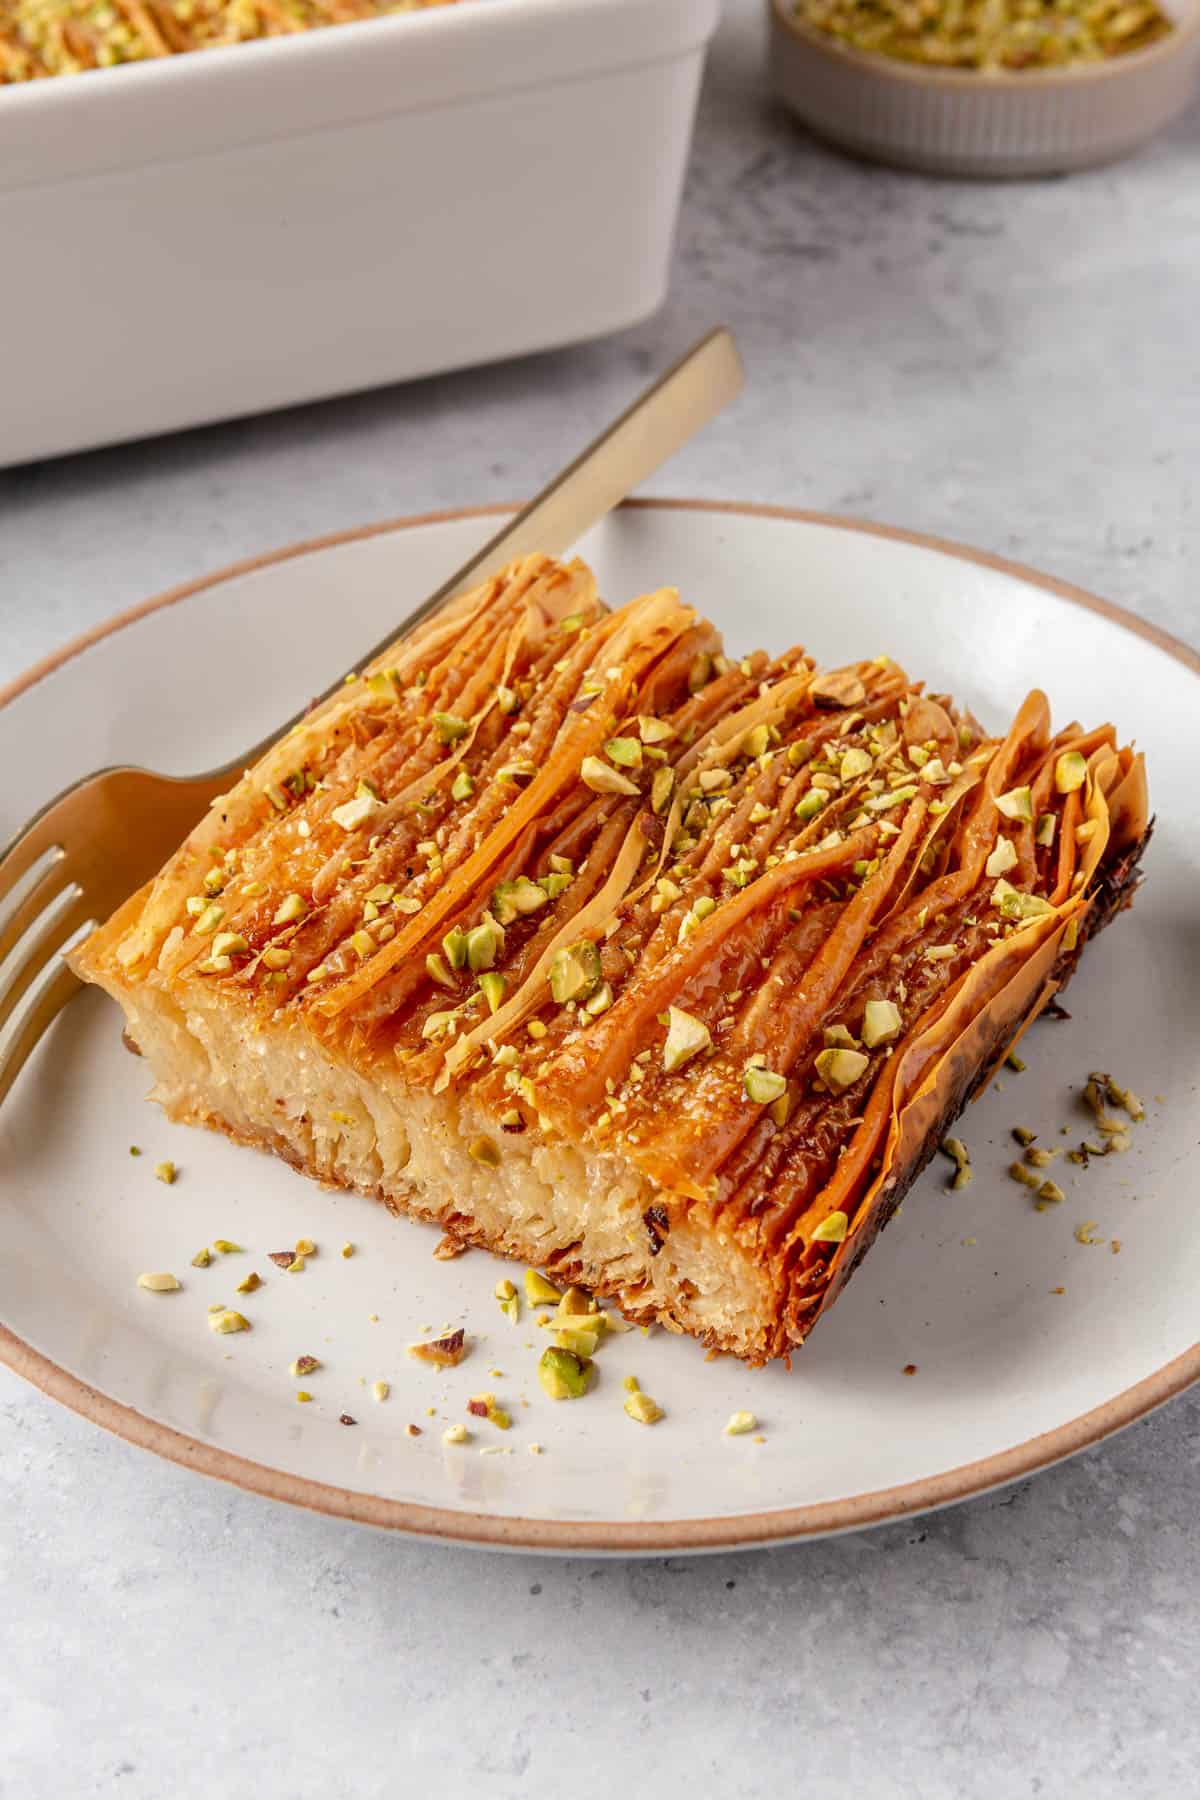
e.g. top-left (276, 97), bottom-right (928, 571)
top-left (768, 0), bottom-right (1200, 174)
top-left (793, 0), bottom-right (1175, 70)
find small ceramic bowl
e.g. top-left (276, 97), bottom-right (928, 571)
top-left (768, 0), bottom-right (1200, 176)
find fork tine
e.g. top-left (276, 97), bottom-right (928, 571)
top-left (0, 888), bottom-right (92, 1039)
top-left (0, 799), bottom-right (69, 913)
top-left (0, 852), bottom-right (70, 971)
top-left (0, 960), bottom-right (80, 1111)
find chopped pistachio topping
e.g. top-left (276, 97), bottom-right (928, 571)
top-left (688, 651), bottom-right (714, 692)
top-left (1090, 1070), bottom-right (1145, 1123)
top-left (866, 784), bottom-right (917, 814)
top-left (814, 1046), bottom-right (869, 1091)
top-left (580, 754), bottom-right (640, 797)
top-left (639, 715), bottom-right (675, 744)
top-left (794, 788), bottom-right (827, 822)
top-left (478, 971), bottom-right (507, 1014)
top-left (212, 1239), bottom-right (242, 1255)
top-left (861, 998), bottom-right (902, 1049)
top-left (192, 902), bottom-right (224, 936)
top-left (468, 1135), bottom-right (500, 1168)
top-left (492, 876), bottom-right (548, 925)
top-left (1012, 1126), bottom-right (1037, 1147)
top-left (584, 981), bottom-right (614, 1017)
top-left (623, 1388), bottom-right (664, 1425)
top-left (994, 786), bottom-right (1034, 823)
top-left (409, 1329), bottom-right (468, 1369)
top-left (524, 1269), bottom-right (562, 1307)
top-left (191, 1247), bottom-right (212, 1268)
top-left (451, 769), bottom-right (475, 803)
top-left (840, 746), bottom-right (873, 782)
top-left (235, 1271), bottom-right (262, 1294)
top-left (810, 1211), bottom-right (849, 1244)
top-left (605, 736), bottom-right (643, 769)
top-left (341, 1242), bottom-right (354, 1258)
top-left (557, 1286), bottom-right (599, 1320)
top-left (208, 1309), bottom-right (250, 1334)
top-left (744, 1066), bottom-right (787, 1106)
top-left (295, 1391), bottom-right (314, 1404)
top-left (1055, 750), bottom-right (1088, 795)
top-left (662, 1005), bottom-right (712, 1074)
top-left (651, 766), bottom-right (675, 815)
top-left (539, 1346), bottom-right (594, 1400)
top-left (1074, 1220), bottom-right (1103, 1245)
top-left (136, 1271), bottom-right (181, 1293)
top-left (549, 939), bottom-right (602, 1006)
top-left (433, 712), bottom-right (470, 744)
top-left (466, 921), bottom-right (501, 972)
top-left (554, 1322), bottom-right (601, 1358)
top-left (442, 926), bottom-right (468, 970)
top-left (1009, 1161), bottom-right (1043, 1190)
top-left (985, 836), bottom-right (1019, 879)
top-left (330, 791), bottom-right (382, 832)
top-left (372, 1381), bottom-right (390, 1403)
top-left (724, 1410), bottom-right (758, 1436)
top-left (425, 951), bottom-right (456, 990)
top-left (155, 1160), bottom-right (177, 1185)
top-left (992, 878), bottom-right (1055, 923)
top-left (939, 1137), bottom-right (972, 1189)
top-left (272, 892), bottom-right (307, 927)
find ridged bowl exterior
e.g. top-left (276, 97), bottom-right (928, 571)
top-left (769, 0), bottom-right (1200, 176)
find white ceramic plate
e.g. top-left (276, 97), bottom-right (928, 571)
top-left (2, 501), bottom-right (1197, 1553)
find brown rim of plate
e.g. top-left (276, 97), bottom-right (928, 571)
top-left (2, 497), bottom-right (1197, 1552)
top-left (768, 0), bottom-right (1200, 94)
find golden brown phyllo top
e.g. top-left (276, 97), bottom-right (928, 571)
top-left (99, 553), bottom-right (1148, 1355)
top-left (0, 0), bottom-right (464, 82)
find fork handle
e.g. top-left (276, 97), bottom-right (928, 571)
top-left (231, 327), bottom-right (743, 773)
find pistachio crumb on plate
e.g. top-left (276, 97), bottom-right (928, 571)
top-left (208, 1308), bottom-right (250, 1334)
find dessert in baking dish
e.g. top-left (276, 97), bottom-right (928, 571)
top-left (71, 554), bottom-right (1149, 1363)
top-left (0, 0), bottom-right (465, 80)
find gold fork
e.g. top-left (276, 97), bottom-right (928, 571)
top-left (0, 327), bottom-right (744, 1108)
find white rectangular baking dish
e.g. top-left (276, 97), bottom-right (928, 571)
top-left (0, 0), bottom-right (718, 466)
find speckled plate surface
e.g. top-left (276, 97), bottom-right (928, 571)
top-left (2, 500), bottom-right (1197, 1553)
